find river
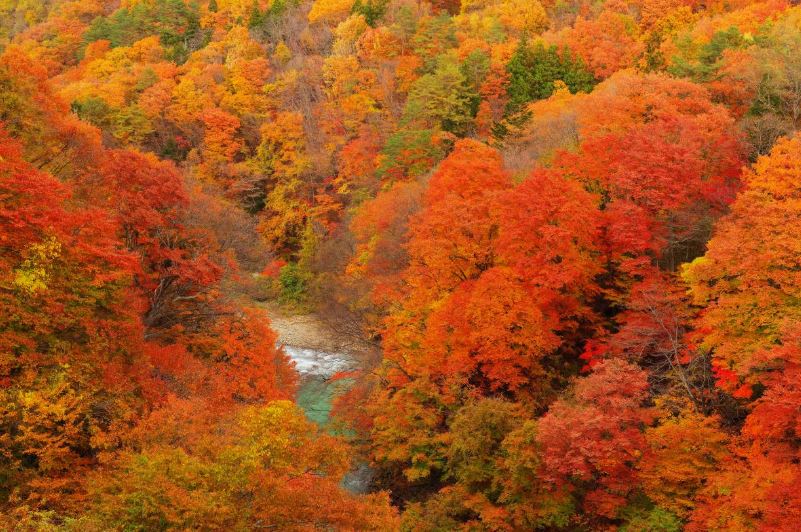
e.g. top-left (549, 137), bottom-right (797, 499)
top-left (265, 306), bottom-right (374, 493)
top-left (284, 345), bottom-right (353, 426)
top-left (282, 345), bottom-right (373, 493)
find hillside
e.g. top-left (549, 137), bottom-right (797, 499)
top-left (2, 0), bottom-right (801, 529)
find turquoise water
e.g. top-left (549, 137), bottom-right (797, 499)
top-left (283, 345), bottom-right (372, 493)
top-left (283, 344), bottom-right (354, 429)
top-left (295, 375), bottom-right (354, 427)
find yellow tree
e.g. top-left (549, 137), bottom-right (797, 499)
top-left (253, 111), bottom-right (311, 254)
top-left (684, 134), bottom-right (801, 390)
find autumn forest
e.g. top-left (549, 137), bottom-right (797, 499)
top-left (1, 0), bottom-right (801, 529)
